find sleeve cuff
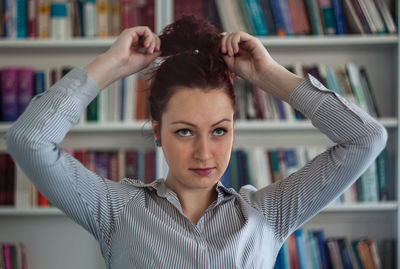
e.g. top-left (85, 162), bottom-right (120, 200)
top-left (49, 67), bottom-right (100, 111)
top-left (288, 74), bottom-right (334, 119)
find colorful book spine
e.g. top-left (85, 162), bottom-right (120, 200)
top-left (244, 0), bottom-right (268, 35)
top-left (331, 0), bottom-right (346, 34)
top-left (17, 68), bottom-right (34, 117)
top-left (38, 0), bottom-right (50, 38)
top-left (16, 0), bottom-right (27, 38)
top-left (1, 68), bottom-right (19, 122)
top-left (319, 0), bottom-right (336, 34)
top-left (27, 0), bottom-right (37, 38)
top-left (270, 0), bottom-right (286, 36)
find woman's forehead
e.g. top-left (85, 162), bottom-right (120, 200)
top-left (162, 88), bottom-right (234, 124)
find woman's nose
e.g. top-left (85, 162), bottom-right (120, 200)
top-left (193, 136), bottom-right (212, 162)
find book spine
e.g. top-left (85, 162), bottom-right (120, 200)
top-left (0, 154), bottom-right (7, 205)
top-left (270, 0), bottom-right (286, 35)
top-left (319, 0), bottom-right (336, 34)
top-left (16, 0), bottom-right (27, 38)
top-left (17, 68), bottom-right (34, 117)
top-left (96, 0), bottom-right (109, 37)
top-left (84, 0), bottom-right (96, 37)
top-left (278, 0), bottom-right (293, 35)
top-left (376, 149), bottom-right (389, 200)
top-left (37, 0), bottom-right (50, 38)
top-left (257, 0), bottom-right (276, 34)
top-left (1, 0), bottom-right (5, 37)
top-left (1, 68), bottom-right (19, 122)
top-left (34, 70), bottom-right (46, 95)
top-left (6, 0), bottom-right (16, 38)
top-left (27, 0), bottom-right (37, 38)
top-left (244, 0), bottom-right (268, 35)
top-left (331, 0), bottom-right (346, 34)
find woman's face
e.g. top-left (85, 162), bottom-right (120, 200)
top-left (157, 87), bottom-right (234, 191)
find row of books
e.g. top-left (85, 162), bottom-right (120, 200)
top-left (0, 61), bottom-right (381, 124)
top-left (0, 65), bottom-right (151, 123)
top-left (0, 148), bottom-right (165, 207)
top-left (210, 0), bottom-right (397, 36)
top-left (220, 147), bottom-right (392, 203)
top-left (0, 0), bottom-right (155, 39)
top-left (274, 229), bottom-right (396, 269)
top-left (0, 144), bottom-right (392, 208)
top-left (0, 242), bottom-right (27, 269)
top-left (236, 62), bottom-right (380, 121)
top-left (1, 0), bottom-right (396, 40)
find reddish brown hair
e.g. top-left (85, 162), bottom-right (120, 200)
top-left (147, 15), bottom-right (236, 126)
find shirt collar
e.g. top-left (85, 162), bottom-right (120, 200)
top-left (121, 177), bottom-right (236, 204)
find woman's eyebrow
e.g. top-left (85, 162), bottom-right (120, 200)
top-left (171, 118), bottom-right (231, 127)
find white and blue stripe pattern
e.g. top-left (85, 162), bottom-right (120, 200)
top-left (5, 68), bottom-right (387, 268)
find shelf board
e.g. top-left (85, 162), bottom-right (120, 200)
top-left (324, 201), bottom-right (398, 212)
top-left (258, 34), bottom-right (398, 46)
top-left (0, 201), bottom-right (397, 216)
top-left (0, 118), bottom-right (396, 133)
top-left (0, 37), bottom-right (116, 48)
top-left (0, 207), bottom-right (63, 216)
top-left (0, 35), bottom-right (397, 49)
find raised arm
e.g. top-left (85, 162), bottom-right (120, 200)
top-left (220, 31), bottom-right (387, 243)
top-left (5, 27), bottom-right (161, 244)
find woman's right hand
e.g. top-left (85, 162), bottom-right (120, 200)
top-left (84, 26), bottom-right (162, 91)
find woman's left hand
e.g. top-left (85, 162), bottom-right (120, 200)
top-left (220, 31), bottom-right (276, 84)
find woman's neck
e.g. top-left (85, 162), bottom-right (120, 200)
top-left (165, 179), bottom-right (218, 225)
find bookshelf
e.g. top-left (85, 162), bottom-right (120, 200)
top-left (0, 0), bottom-right (399, 268)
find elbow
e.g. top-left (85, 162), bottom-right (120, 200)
top-left (5, 127), bottom-right (22, 158)
top-left (368, 121), bottom-right (388, 155)
top-left (5, 126), bottom-right (34, 159)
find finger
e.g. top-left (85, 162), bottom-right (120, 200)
top-left (149, 34), bottom-right (156, 53)
top-left (134, 26), bottom-right (153, 48)
top-left (232, 33), bottom-right (240, 54)
top-left (150, 33), bottom-right (161, 53)
top-left (220, 32), bottom-right (229, 54)
top-left (155, 35), bottom-right (161, 51)
top-left (226, 33), bottom-right (235, 56)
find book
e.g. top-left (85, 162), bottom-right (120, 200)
top-left (1, 68), bottom-right (19, 122)
top-left (373, 0), bottom-right (396, 34)
top-left (345, 62), bottom-right (369, 113)
top-left (96, 0), bottom-right (109, 37)
top-left (278, 0), bottom-right (293, 35)
top-left (343, 0), bottom-right (365, 34)
top-left (331, 0), bottom-right (346, 34)
top-left (359, 66), bottom-right (380, 117)
top-left (174, 0), bottom-right (203, 22)
top-left (27, 0), bottom-right (37, 38)
top-left (304, 0), bottom-right (325, 35)
top-left (243, 0), bottom-right (268, 36)
top-left (294, 229), bottom-right (311, 269)
top-left (257, 0), bottom-right (276, 35)
top-left (286, 0), bottom-right (311, 35)
top-left (319, 0), bottom-right (336, 34)
top-left (17, 68), bottom-right (34, 117)
top-left (270, 0), bottom-right (287, 36)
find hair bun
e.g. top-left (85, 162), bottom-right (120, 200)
top-left (159, 15), bottom-right (221, 58)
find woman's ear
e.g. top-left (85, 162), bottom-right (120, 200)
top-left (151, 119), bottom-right (161, 146)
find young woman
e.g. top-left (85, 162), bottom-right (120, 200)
top-left (6, 15), bottom-right (387, 268)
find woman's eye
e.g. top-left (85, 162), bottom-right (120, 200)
top-left (213, 128), bottom-right (227, 136)
top-left (176, 129), bottom-right (192, 137)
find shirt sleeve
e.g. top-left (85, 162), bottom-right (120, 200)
top-left (239, 74), bottom-right (388, 243)
top-left (4, 68), bottom-right (137, 246)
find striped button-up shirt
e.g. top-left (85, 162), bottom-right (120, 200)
top-left (5, 68), bottom-right (387, 268)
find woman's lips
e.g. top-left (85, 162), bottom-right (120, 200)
top-left (190, 168), bottom-right (215, 176)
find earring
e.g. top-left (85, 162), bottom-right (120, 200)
top-left (154, 140), bottom-right (159, 147)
